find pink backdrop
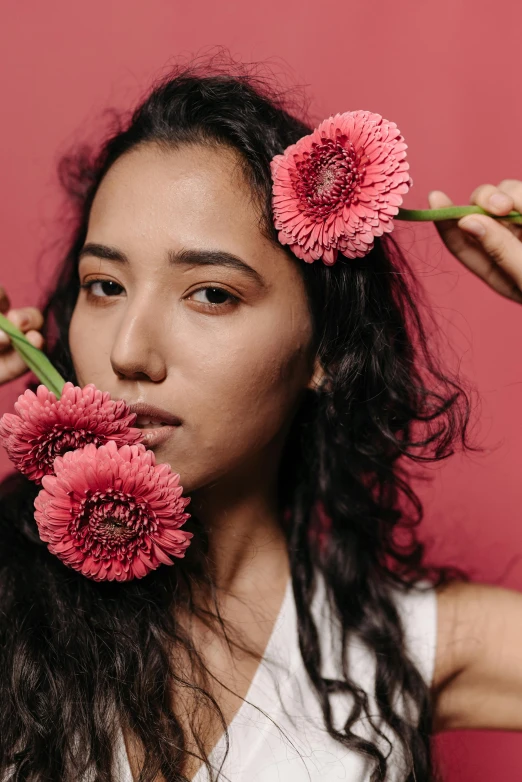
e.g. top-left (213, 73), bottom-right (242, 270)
top-left (1, 2), bottom-right (521, 778)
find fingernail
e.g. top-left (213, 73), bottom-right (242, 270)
top-left (489, 193), bottom-right (511, 210)
top-left (0, 329), bottom-right (8, 342)
top-left (459, 218), bottom-right (486, 237)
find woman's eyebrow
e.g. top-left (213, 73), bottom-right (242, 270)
top-left (78, 243), bottom-right (267, 288)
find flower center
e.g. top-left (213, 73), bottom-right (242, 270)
top-left (36, 426), bottom-right (103, 469)
top-left (102, 516), bottom-right (134, 540)
top-left (73, 488), bottom-right (157, 559)
top-left (315, 166), bottom-right (337, 195)
top-left (294, 135), bottom-right (367, 219)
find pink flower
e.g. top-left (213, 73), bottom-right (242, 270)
top-left (270, 111), bottom-right (412, 265)
top-left (0, 382), bottom-right (143, 484)
top-left (33, 439), bottom-right (192, 582)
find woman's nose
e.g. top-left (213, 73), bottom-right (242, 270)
top-left (109, 307), bottom-right (168, 382)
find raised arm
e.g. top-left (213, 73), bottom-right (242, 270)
top-left (425, 181), bottom-right (522, 732)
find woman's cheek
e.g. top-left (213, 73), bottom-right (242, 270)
top-left (210, 348), bottom-right (304, 438)
top-left (68, 314), bottom-right (111, 387)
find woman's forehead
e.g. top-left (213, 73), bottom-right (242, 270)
top-left (85, 143), bottom-right (298, 283)
top-left (91, 143), bottom-right (253, 225)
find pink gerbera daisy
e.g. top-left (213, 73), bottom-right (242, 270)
top-left (33, 439), bottom-right (192, 582)
top-left (0, 382), bottom-right (143, 484)
top-left (270, 110), bottom-right (412, 265)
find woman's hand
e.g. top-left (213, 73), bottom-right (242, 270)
top-left (428, 180), bottom-right (522, 304)
top-left (0, 285), bottom-right (45, 385)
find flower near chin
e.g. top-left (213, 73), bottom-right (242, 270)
top-left (270, 110), bottom-right (412, 265)
top-left (0, 382), bottom-right (143, 484)
top-left (33, 439), bottom-right (193, 582)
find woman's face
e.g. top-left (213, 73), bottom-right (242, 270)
top-left (69, 143), bottom-right (320, 495)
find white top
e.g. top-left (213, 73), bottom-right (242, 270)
top-left (112, 571), bottom-right (437, 782)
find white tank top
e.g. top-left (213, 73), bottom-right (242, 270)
top-left (112, 571), bottom-right (437, 782)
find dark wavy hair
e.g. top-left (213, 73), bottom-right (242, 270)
top-left (0, 54), bottom-right (478, 781)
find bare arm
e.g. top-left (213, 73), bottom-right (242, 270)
top-left (432, 580), bottom-right (522, 732)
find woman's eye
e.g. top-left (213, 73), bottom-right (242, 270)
top-left (79, 280), bottom-right (238, 311)
top-left (80, 279), bottom-right (124, 299)
top-left (189, 287), bottom-right (238, 308)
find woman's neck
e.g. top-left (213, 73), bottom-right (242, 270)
top-left (192, 493), bottom-right (289, 598)
top-left (188, 450), bottom-right (290, 598)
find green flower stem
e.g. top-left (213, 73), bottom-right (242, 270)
top-left (396, 206), bottom-right (522, 224)
top-left (0, 312), bottom-right (66, 399)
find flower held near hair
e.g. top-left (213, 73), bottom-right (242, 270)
top-left (270, 110), bottom-right (522, 266)
top-left (34, 439), bottom-right (193, 581)
top-left (270, 110), bottom-right (412, 265)
top-left (0, 381), bottom-right (144, 484)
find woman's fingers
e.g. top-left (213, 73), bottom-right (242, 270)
top-left (23, 329), bottom-right (45, 349)
top-left (0, 302), bottom-right (46, 385)
top-left (0, 286), bottom-right (47, 385)
top-left (428, 189), bottom-right (522, 303)
top-left (0, 331), bottom-right (45, 383)
top-left (468, 182), bottom-right (514, 215)
top-left (464, 180), bottom-right (522, 237)
top-left (0, 306), bottom-right (45, 350)
top-left (12, 306), bottom-right (44, 332)
top-left (457, 223), bottom-right (522, 295)
top-left (468, 179), bottom-right (522, 218)
top-left (428, 189), bottom-right (500, 273)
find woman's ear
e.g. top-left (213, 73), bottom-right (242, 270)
top-left (306, 356), bottom-right (326, 392)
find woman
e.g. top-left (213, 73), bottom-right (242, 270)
top-left (0, 61), bottom-right (521, 782)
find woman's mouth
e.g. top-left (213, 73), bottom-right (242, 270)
top-left (135, 419), bottom-right (170, 428)
top-left (137, 423), bottom-right (180, 447)
top-left (127, 404), bottom-right (183, 447)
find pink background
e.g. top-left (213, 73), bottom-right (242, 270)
top-left (0, 1), bottom-right (521, 778)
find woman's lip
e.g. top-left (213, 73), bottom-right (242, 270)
top-left (138, 425), bottom-right (180, 447)
top-left (127, 401), bottom-right (182, 427)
